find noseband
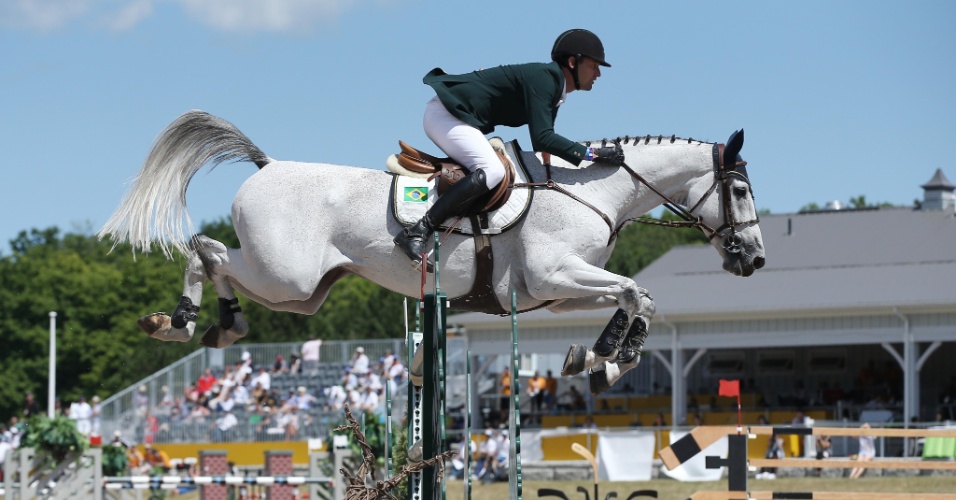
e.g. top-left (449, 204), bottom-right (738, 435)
top-left (615, 141), bottom-right (759, 252)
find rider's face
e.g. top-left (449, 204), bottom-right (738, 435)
top-left (575, 56), bottom-right (602, 91)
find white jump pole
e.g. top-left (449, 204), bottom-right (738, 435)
top-left (48, 311), bottom-right (57, 419)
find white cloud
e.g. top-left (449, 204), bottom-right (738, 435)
top-left (102, 0), bottom-right (154, 32)
top-left (1, 0), bottom-right (362, 34)
top-left (175, 0), bottom-right (349, 34)
top-left (0, 0), bottom-right (98, 32)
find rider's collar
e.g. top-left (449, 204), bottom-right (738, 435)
top-left (556, 82), bottom-right (568, 107)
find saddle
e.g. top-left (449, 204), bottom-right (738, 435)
top-left (394, 140), bottom-right (516, 215)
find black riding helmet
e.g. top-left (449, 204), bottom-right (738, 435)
top-left (551, 29), bottom-right (610, 90)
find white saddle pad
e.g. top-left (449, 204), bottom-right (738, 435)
top-left (391, 140), bottom-right (532, 235)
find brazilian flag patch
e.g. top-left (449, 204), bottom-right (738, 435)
top-left (403, 187), bottom-right (428, 202)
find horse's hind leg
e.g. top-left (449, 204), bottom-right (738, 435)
top-left (137, 251), bottom-right (206, 342)
top-left (190, 236), bottom-right (250, 349)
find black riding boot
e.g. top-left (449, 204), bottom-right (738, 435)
top-left (394, 169), bottom-right (490, 268)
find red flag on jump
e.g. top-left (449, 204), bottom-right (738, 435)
top-left (719, 379), bottom-right (740, 398)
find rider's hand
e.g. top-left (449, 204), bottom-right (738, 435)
top-left (592, 145), bottom-right (625, 166)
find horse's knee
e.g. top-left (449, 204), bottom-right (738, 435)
top-left (622, 285), bottom-right (655, 319)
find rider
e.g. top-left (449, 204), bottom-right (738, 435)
top-left (394, 29), bottom-right (625, 269)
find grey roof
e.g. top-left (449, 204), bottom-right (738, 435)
top-left (451, 207), bottom-right (956, 326)
top-left (922, 168), bottom-right (955, 191)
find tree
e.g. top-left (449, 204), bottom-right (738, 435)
top-left (605, 211), bottom-right (709, 278)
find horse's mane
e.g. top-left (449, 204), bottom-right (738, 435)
top-left (580, 134), bottom-right (713, 147)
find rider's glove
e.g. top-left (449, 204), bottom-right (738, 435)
top-left (591, 145), bottom-right (625, 166)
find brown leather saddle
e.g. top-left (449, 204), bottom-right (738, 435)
top-left (395, 140), bottom-right (516, 215)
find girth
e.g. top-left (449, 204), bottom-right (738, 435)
top-left (395, 140), bottom-right (516, 215)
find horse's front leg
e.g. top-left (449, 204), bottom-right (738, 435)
top-left (136, 252), bottom-right (205, 342)
top-left (528, 255), bottom-right (655, 394)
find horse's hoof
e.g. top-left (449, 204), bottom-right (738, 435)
top-left (137, 313), bottom-right (171, 336)
top-left (199, 324), bottom-right (244, 349)
top-left (588, 368), bottom-right (611, 395)
top-left (562, 344), bottom-right (587, 376)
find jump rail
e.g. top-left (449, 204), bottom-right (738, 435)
top-left (689, 492), bottom-right (956, 500)
top-left (666, 425), bottom-right (956, 500)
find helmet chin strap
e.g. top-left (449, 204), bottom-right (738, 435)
top-left (571, 54), bottom-right (582, 90)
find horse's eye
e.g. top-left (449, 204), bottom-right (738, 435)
top-left (733, 186), bottom-right (748, 197)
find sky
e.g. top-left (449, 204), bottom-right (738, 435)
top-left (2, 0), bottom-right (954, 252)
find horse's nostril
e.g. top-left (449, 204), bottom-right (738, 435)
top-left (753, 256), bottom-right (765, 269)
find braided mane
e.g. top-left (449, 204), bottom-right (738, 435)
top-left (581, 134), bottom-right (713, 147)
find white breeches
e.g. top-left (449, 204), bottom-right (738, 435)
top-left (423, 96), bottom-right (504, 190)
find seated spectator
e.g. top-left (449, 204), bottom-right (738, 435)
top-left (197, 369), bottom-right (217, 396)
top-left (288, 353), bottom-right (302, 374)
top-left (386, 358), bottom-right (406, 385)
top-left (273, 354), bottom-right (287, 373)
top-left (184, 384), bottom-right (199, 405)
top-left (358, 384), bottom-right (380, 413)
top-left (250, 367), bottom-right (271, 391)
top-left (342, 369), bottom-right (358, 391)
top-left (211, 386), bottom-right (235, 413)
top-left (325, 384), bottom-right (347, 412)
top-left (252, 382), bottom-right (267, 406)
top-left (232, 384), bottom-right (250, 407)
top-left (213, 410), bottom-right (238, 441)
top-left (292, 386), bottom-right (318, 411)
top-left (351, 347), bottom-right (370, 377)
top-left (367, 370), bottom-right (384, 395)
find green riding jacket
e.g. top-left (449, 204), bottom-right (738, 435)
top-left (424, 61), bottom-right (588, 166)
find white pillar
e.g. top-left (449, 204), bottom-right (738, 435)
top-left (48, 311), bottom-right (57, 419)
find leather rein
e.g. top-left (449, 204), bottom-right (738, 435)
top-left (514, 141), bottom-right (759, 252)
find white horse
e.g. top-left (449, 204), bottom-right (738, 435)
top-left (99, 111), bottom-right (765, 393)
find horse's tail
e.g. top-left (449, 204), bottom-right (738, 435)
top-left (98, 110), bottom-right (272, 259)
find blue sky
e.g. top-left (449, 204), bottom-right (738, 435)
top-left (2, 0), bottom-right (954, 251)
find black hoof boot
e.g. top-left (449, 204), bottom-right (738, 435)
top-left (562, 344), bottom-right (588, 376)
top-left (588, 368), bottom-right (611, 395)
top-left (394, 220), bottom-right (434, 272)
top-left (171, 296), bottom-right (200, 329)
top-left (218, 297), bottom-right (241, 330)
top-left (617, 317), bottom-right (649, 364)
top-left (592, 308), bottom-right (629, 358)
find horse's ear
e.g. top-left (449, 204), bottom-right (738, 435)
top-left (724, 129), bottom-right (744, 164)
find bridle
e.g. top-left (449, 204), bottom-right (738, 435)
top-left (518, 136), bottom-right (758, 253)
top-left (617, 141), bottom-right (759, 254)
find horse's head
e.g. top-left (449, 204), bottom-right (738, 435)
top-left (687, 130), bottom-right (765, 277)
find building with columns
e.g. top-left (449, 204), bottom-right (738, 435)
top-left (451, 169), bottom-right (956, 430)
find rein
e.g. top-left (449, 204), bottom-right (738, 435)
top-left (515, 140), bottom-right (759, 250)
